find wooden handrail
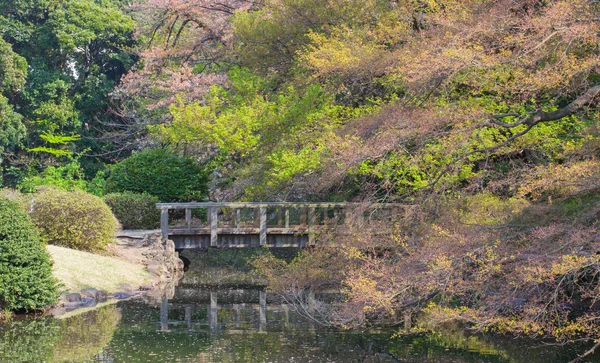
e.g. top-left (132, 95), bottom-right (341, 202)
top-left (156, 202), bottom-right (407, 209)
top-left (158, 202), bottom-right (409, 246)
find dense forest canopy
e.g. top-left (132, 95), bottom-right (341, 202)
top-left (0, 0), bottom-right (597, 202)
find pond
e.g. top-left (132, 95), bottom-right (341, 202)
top-left (1, 284), bottom-right (598, 362)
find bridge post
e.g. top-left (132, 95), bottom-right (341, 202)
top-left (160, 295), bottom-right (169, 332)
top-left (285, 209), bottom-right (290, 228)
top-left (235, 209), bottom-right (241, 229)
top-left (160, 208), bottom-right (169, 241)
top-left (259, 291), bottom-right (267, 332)
top-left (209, 292), bottom-right (217, 332)
top-left (253, 208), bottom-right (260, 227)
top-left (235, 304), bottom-right (241, 328)
top-left (308, 207), bottom-right (315, 245)
top-left (185, 208), bottom-right (191, 230)
top-left (259, 207), bottom-right (267, 246)
top-left (209, 207), bottom-right (218, 247)
top-left (185, 306), bottom-right (192, 330)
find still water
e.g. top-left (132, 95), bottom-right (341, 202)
top-left (0, 286), bottom-right (598, 362)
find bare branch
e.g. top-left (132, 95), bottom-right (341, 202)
top-left (568, 339), bottom-right (600, 363)
top-left (490, 84), bottom-right (600, 130)
top-left (427, 84), bottom-right (600, 194)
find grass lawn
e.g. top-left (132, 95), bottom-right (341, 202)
top-left (47, 245), bottom-right (152, 294)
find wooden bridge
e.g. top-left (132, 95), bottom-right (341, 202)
top-left (157, 202), bottom-right (404, 249)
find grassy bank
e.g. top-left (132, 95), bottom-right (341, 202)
top-left (47, 245), bottom-right (151, 294)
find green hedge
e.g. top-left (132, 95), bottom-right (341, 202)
top-left (0, 198), bottom-right (58, 312)
top-left (103, 192), bottom-right (160, 229)
top-left (104, 148), bottom-right (209, 202)
top-left (30, 187), bottom-right (118, 252)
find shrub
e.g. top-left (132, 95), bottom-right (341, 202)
top-left (0, 188), bottom-right (30, 211)
top-left (0, 198), bottom-right (58, 312)
top-left (30, 187), bottom-right (118, 252)
top-left (18, 159), bottom-right (106, 196)
top-left (103, 192), bottom-right (160, 229)
top-left (104, 148), bottom-right (209, 202)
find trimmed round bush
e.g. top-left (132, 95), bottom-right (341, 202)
top-left (0, 197), bottom-right (58, 312)
top-left (104, 148), bottom-right (209, 202)
top-left (30, 187), bottom-right (118, 252)
top-left (103, 192), bottom-right (160, 229)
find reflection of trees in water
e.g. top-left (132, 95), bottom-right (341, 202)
top-left (101, 296), bottom-right (516, 363)
top-left (52, 305), bottom-right (122, 361)
top-left (0, 296), bottom-right (590, 363)
top-left (0, 304), bottom-right (121, 362)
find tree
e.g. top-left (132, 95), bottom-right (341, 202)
top-left (0, 38), bottom-right (26, 171)
top-left (0, 0), bottom-right (137, 181)
top-left (485, 84), bottom-right (600, 151)
top-left (0, 197), bottom-right (58, 312)
top-left (104, 148), bottom-right (209, 202)
top-left (117, 0), bottom-right (252, 110)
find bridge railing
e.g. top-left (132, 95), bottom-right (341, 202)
top-left (156, 202), bottom-right (405, 247)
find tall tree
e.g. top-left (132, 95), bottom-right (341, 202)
top-left (0, 38), bottom-right (26, 173)
top-left (0, 0), bottom-right (137, 181)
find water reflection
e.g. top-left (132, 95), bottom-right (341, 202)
top-left (0, 288), bottom-right (598, 362)
top-left (0, 305), bottom-right (120, 362)
top-left (158, 291), bottom-right (269, 333)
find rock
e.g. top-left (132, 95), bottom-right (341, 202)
top-left (80, 288), bottom-right (98, 299)
top-left (151, 275), bottom-right (161, 286)
top-left (139, 233), bottom-right (185, 294)
top-left (65, 293), bottom-right (81, 302)
top-left (176, 258), bottom-right (185, 271)
top-left (80, 298), bottom-right (98, 307)
top-left (113, 292), bottom-right (132, 299)
top-left (139, 283), bottom-right (154, 291)
top-left (147, 264), bottom-right (162, 276)
top-left (96, 290), bottom-right (108, 302)
top-left (166, 239), bottom-right (175, 251)
top-left (63, 301), bottom-right (85, 310)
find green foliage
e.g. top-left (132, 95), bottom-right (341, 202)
top-left (0, 197), bottom-right (58, 312)
top-left (103, 192), bottom-right (160, 229)
top-left (18, 159), bottom-right (106, 196)
top-left (30, 187), bottom-right (118, 251)
top-left (0, 0), bottom-right (137, 181)
top-left (0, 38), bottom-right (27, 166)
top-left (26, 132), bottom-right (81, 157)
top-left (104, 148), bottom-right (209, 202)
top-left (0, 37), bottom-right (26, 96)
top-left (232, 0), bottom-right (396, 76)
top-left (158, 67), bottom-right (379, 198)
top-left (0, 95), bottom-right (25, 162)
top-left (459, 193), bottom-right (529, 225)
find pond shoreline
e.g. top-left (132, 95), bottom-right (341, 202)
top-left (45, 231), bottom-right (185, 317)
